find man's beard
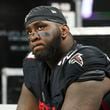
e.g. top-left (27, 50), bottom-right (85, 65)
top-left (34, 34), bottom-right (61, 61)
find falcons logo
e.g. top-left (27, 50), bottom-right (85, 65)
top-left (69, 53), bottom-right (83, 66)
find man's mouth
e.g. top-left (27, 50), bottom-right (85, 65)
top-left (32, 43), bottom-right (46, 54)
top-left (33, 45), bottom-right (44, 51)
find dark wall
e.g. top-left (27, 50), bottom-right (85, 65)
top-left (0, 0), bottom-right (51, 30)
top-left (75, 35), bottom-right (110, 57)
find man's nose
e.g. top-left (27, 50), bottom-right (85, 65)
top-left (29, 32), bottom-right (40, 42)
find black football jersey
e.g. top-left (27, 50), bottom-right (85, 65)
top-left (23, 44), bottom-right (110, 110)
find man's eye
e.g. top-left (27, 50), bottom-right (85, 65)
top-left (26, 31), bottom-right (32, 36)
top-left (37, 26), bottom-right (44, 31)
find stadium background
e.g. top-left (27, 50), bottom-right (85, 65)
top-left (0, 0), bottom-right (110, 104)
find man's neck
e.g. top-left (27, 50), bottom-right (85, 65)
top-left (46, 50), bottom-right (64, 69)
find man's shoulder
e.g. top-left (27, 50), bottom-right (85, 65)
top-left (71, 44), bottom-right (105, 57)
top-left (73, 44), bottom-right (102, 53)
top-left (58, 44), bottom-right (104, 66)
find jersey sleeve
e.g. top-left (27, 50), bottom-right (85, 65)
top-left (23, 52), bottom-right (41, 97)
top-left (61, 46), bottom-right (110, 90)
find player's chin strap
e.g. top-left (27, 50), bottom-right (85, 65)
top-left (101, 100), bottom-right (110, 110)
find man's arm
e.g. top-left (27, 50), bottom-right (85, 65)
top-left (61, 77), bottom-right (110, 110)
top-left (16, 83), bottom-right (39, 110)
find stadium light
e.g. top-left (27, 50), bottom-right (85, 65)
top-left (81, 0), bottom-right (94, 18)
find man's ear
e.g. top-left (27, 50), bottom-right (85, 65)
top-left (60, 25), bottom-right (69, 39)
